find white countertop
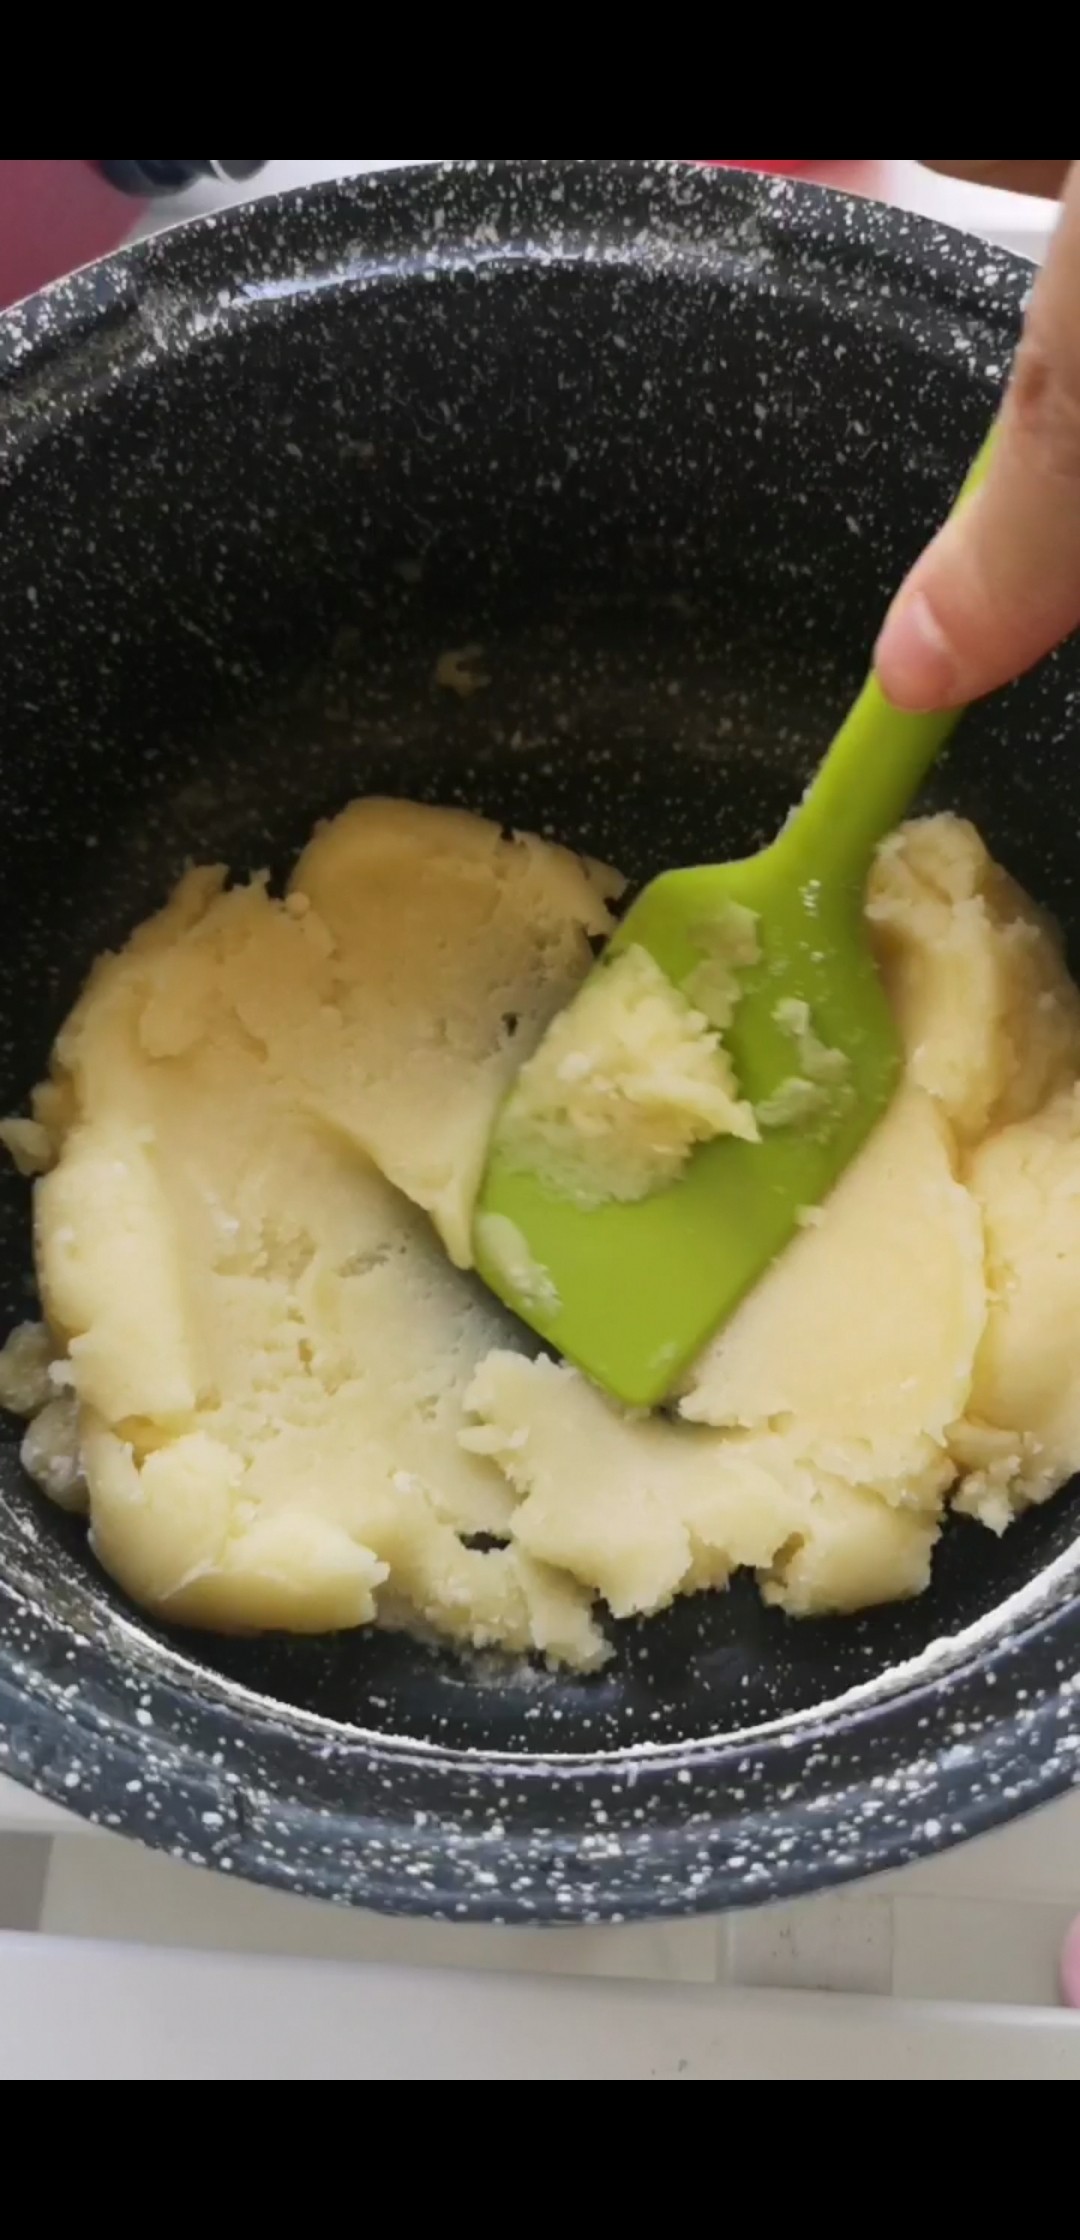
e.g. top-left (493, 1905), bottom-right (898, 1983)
top-left (0, 159), bottom-right (1073, 2079)
top-left (5, 1933), bottom-right (1078, 2081)
top-left (2, 1768), bottom-right (1079, 2075)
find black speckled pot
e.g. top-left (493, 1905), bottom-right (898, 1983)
top-left (1, 160), bottom-right (1078, 1923)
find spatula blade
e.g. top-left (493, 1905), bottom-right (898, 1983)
top-left (474, 854), bottom-right (901, 1407)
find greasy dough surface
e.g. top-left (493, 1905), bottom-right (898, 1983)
top-left (7, 805), bottom-right (1080, 1666)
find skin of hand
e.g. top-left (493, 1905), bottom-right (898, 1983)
top-left (875, 160), bottom-right (1080, 711)
top-left (887, 167), bottom-right (1080, 2014)
top-left (1064, 1918), bottom-right (1080, 2009)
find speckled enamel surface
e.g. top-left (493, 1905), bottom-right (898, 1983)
top-left (0, 159), bottom-right (1078, 1922)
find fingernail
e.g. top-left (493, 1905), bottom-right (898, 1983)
top-left (1063, 1917), bottom-right (1080, 2008)
top-left (875, 588), bottom-right (962, 713)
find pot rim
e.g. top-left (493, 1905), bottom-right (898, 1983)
top-left (1, 158), bottom-right (1076, 1923)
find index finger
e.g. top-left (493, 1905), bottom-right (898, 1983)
top-left (920, 160), bottom-right (1073, 198)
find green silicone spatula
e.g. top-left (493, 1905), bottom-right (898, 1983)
top-left (474, 433), bottom-right (995, 1408)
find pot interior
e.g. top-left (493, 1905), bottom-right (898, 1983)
top-left (0, 161), bottom-right (1076, 1762)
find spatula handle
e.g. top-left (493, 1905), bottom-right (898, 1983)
top-left (774, 429), bottom-right (997, 897)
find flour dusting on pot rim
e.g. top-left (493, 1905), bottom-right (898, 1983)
top-left (1, 160), bottom-right (1079, 1921)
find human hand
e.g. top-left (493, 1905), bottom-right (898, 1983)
top-left (875, 160), bottom-right (1080, 710)
top-left (920, 160), bottom-right (1072, 198)
top-left (875, 167), bottom-right (1080, 2015)
top-left (1064, 1917), bottom-right (1080, 2008)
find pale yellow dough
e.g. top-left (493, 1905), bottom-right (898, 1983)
top-left (288, 798), bottom-right (623, 1267)
top-left (5, 804), bottom-right (1080, 1666)
top-left (495, 942), bottom-right (758, 1211)
top-left (680, 1086), bottom-right (985, 1507)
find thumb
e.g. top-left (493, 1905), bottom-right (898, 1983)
top-left (1063, 1916), bottom-right (1080, 2008)
top-left (919, 160), bottom-right (1073, 198)
top-left (876, 162), bottom-right (1080, 711)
